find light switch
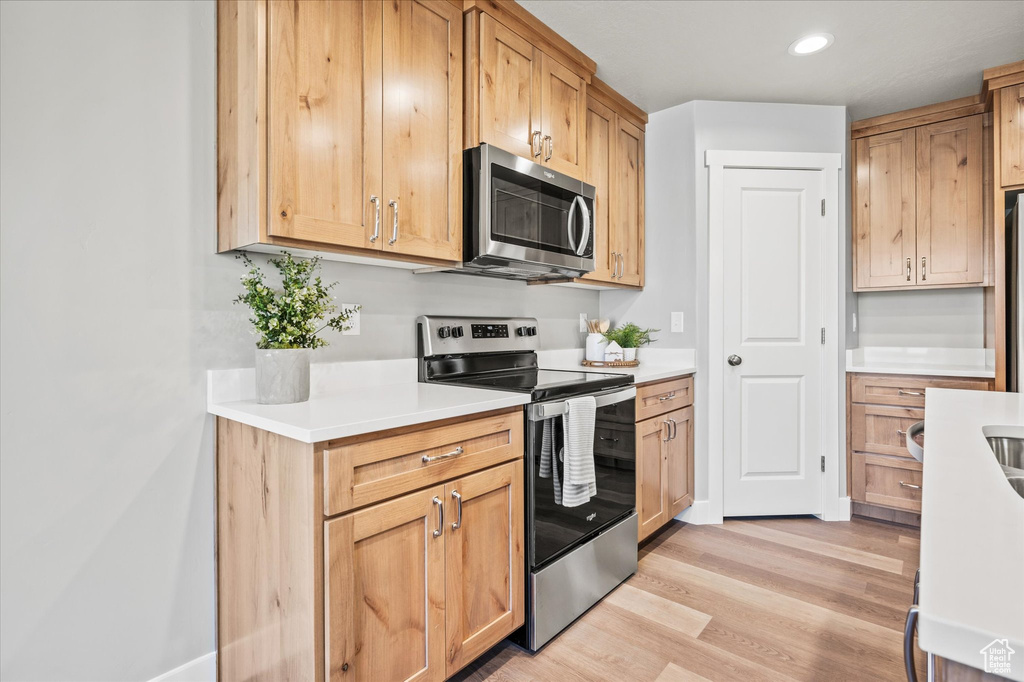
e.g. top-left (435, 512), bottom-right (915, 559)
top-left (671, 312), bottom-right (684, 333)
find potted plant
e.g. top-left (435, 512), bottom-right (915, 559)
top-left (603, 322), bottom-right (658, 362)
top-left (236, 252), bottom-right (359, 404)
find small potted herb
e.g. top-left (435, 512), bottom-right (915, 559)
top-left (603, 322), bottom-right (658, 362)
top-left (236, 252), bottom-right (359, 404)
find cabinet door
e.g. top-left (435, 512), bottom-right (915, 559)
top-left (325, 486), bottom-right (445, 682)
top-left (479, 14), bottom-right (541, 162)
top-left (636, 417), bottom-right (669, 542)
top-left (1000, 85), bottom-right (1024, 187)
top-left (916, 115), bottom-right (984, 285)
top-left (665, 406), bottom-right (694, 518)
top-left (381, 0), bottom-right (462, 261)
top-left (444, 461), bottom-right (524, 676)
top-left (580, 95), bottom-right (616, 283)
top-left (612, 116), bottom-right (645, 287)
top-left (540, 53), bottom-right (586, 178)
top-left (854, 130), bottom-right (917, 289)
top-left (268, 0), bottom-right (383, 248)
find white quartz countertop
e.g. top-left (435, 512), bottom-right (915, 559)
top-left (846, 347), bottom-right (994, 378)
top-left (917, 389), bottom-right (1024, 679)
top-left (537, 348), bottom-right (697, 384)
top-left (208, 382), bottom-right (530, 444)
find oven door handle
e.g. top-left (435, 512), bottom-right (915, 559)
top-left (528, 386), bottom-right (636, 421)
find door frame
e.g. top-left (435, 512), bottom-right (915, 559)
top-left (705, 150), bottom-right (845, 523)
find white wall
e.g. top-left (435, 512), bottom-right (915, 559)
top-left (856, 289), bottom-right (986, 348)
top-left (0, 2), bottom-right (598, 680)
top-left (606, 100), bottom-right (849, 503)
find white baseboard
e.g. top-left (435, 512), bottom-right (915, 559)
top-left (675, 500), bottom-right (717, 525)
top-left (148, 652), bottom-right (216, 682)
top-left (838, 496), bottom-right (852, 521)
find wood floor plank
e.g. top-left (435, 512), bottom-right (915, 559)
top-left (603, 583), bottom-right (712, 637)
top-left (722, 520), bottom-right (905, 574)
top-left (898, 535), bottom-right (920, 549)
top-left (655, 662), bottom-right (713, 682)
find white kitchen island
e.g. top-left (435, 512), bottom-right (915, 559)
top-left (918, 388), bottom-right (1024, 681)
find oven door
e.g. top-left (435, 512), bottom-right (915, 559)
top-left (526, 387), bottom-right (636, 569)
top-left (472, 144), bottom-right (595, 274)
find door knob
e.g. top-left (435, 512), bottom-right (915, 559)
top-left (727, 355), bottom-right (743, 366)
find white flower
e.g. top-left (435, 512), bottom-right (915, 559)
top-left (269, 318), bottom-right (278, 329)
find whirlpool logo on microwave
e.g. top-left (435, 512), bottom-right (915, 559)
top-left (543, 171), bottom-right (555, 179)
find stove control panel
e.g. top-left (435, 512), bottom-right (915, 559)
top-left (418, 316), bottom-right (539, 357)
top-left (472, 323), bottom-right (508, 339)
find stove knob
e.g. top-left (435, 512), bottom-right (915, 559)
top-left (438, 326), bottom-right (451, 339)
top-left (516, 326), bottom-right (528, 337)
top-left (451, 326), bottom-right (464, 338)
top-left (528, 326), bottom-right (538, 336)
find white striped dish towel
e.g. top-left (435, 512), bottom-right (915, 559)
top-left (560, 396), bottom-right (597, 507)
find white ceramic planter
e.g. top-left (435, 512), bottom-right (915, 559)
top-left (623, 347), bottom-right (637, 362)
top-left (255, 348), bottom-right (310, 404)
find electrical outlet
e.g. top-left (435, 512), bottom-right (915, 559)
top-left (342, 304), bottom-right (360, 335)
top-left (851, 312), bottom-right (858, 333)
top-left (580, 313), bottom-right (589, 333)
top-left (671, 312), bottom-right (684, 333)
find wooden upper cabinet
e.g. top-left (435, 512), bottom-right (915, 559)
top-left (539, 54), bottom-right (586, 177)
top-left (381, 0), bottom-right (462, 261)
top-left (267, 0), bottom-right (383, 248)
top-left (1000, 84), bottom-right (1024, 187)
top-left (325, 486), bottom-right (446, 682)
top-left (581, 94), bottom-right (615, 282)
top-left (854, 129), bottom-right (917, 290)
top-left (915, 115), bottom-right (984, 285)
top-left (443, 461), bottom-right (524, 676)
top-left (613, 116), bottom-right (645, 287)
top-left (478, 14), bottom-right (542, 161)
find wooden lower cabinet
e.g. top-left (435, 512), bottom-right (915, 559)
top-left (217, 411), bottom-right (524, 682)
top-left (636, 402), bottom-right (694, 543)
top-left (847, 372), bottom-right (993, 524)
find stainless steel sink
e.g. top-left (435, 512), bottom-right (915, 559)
top-left (984, 425), bottom-right (1024, 499)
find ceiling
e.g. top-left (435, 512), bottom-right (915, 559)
top-left (517, 0), bottom-right (1024, 120)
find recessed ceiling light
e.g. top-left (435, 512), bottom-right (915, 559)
top-left (788, 33), bottom-right (835, 56)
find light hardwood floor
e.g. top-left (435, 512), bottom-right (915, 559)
top-left (453, 517), bottom-right (923, 682)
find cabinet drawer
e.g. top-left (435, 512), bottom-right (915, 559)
top-left (852, 453), bottom-right (922, 512)
top-left (850, 374), bottom-right (991, 408)
top-left (636, 376), bottom-right (693, 421)
top-left (851, 404), bottom-right (923, 458)
top-left (323, 410), bottom-right (523, 516)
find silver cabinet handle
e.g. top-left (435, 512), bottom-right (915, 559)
top-left (899, 481), bottom-right (921, 490)
top-left (898, 390), bottom-right (924, 397)
top-left (616, 253), bottom-right (624, 279)
top-left (668, 418), bottom-right (678, 440)
top-left (728, 355), bottom-right (743, 366)
top-left (906, 258), bottom-right (912, 282)
top-left (532, 130), bottom-right (542, 157)
top-left (432, 496), bottom-right (444, 538)
top-left (658, 392), bottom-right (676, 402)
top-left (921, 256), bottom-right (927, 281)
top-left (662, 420), bottom-right (672, 442)
top-left (451, 490), bottom-right (462, 530)
top-left (388, 199), bottom-right (399, 245)
top-left (543, 135), bottom-right (552, 161)
top-left (422, 445), bottom-right (463, 463)
top-left (896, 429), bottom-right (907, 437)
top-left (905, 606), bottom-right (920, 682)
top-left (611, 252), bottom-right (619, 278)
top-left (369, 195), bottom-right (380, 242)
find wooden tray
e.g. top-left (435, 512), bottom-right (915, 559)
top-left (582, 359), bottom-right (639, 368)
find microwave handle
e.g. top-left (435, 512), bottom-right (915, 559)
top-left (528, 387), bottom-right (636, 421)
top-left (567, 196), bottom-right (579, 253)
top-left (575, 197), bottom-right (591, 257)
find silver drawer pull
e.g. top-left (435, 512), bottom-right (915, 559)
top-left (432, 496), bottom-right (444, 537)
top-left (451, 490), bottom-right (462, 530)
top-left (899, 481), bottom-right (921, 490)
top-left (898, 390), bottom-right (924, 397)
top-left (896, 430), bottom-right (907, 437)
top-left (659, 392), bottom-right (676, 402)
top-left (422, 446), bottom-right (463, 463)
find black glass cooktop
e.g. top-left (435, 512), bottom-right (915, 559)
top-left (431, 367), bottom-right (632, 401)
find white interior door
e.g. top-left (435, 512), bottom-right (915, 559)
top-left (723, 168), bottom-right (824, 516)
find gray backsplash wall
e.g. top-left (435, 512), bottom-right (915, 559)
top-left (0, 3), bottom-right (596, 680)
top-left (856, 288), bottom-right (987, 348)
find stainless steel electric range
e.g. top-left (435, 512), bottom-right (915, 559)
top-left (417, 316), bottom-right (638, 651)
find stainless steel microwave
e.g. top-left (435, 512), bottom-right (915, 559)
top-left (463, 144), bottom-right (595, 280)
